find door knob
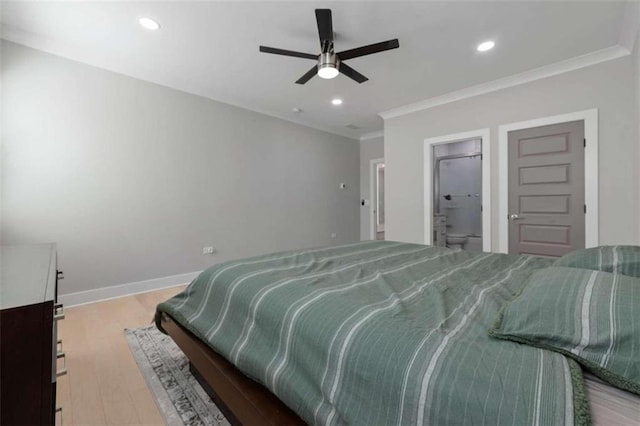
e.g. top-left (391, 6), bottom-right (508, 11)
top-left (508, 214), bottom-right (521, 220)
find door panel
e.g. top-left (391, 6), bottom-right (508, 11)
top-left (508, 121), bottom-right (585, 256)
top-left (518, 134), bottom-right (568, 156)
top-left (520, 224), bottom-right (570, 244)
top-left (519, 164), bottom-right (570, 184)
top-left (519, 195), bottom-right (569, 214)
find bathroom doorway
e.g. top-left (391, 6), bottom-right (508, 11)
top-left (433, 139), bottom-right (483, 252)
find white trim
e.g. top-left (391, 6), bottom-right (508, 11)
top-left (58, 270), bottom-right (200, 307)
top-left (369, 158), bottom-right (384, 240)
top-left (380, 46), bottom-right (628, 120)
top-left (423, 129), bottom-right (491, 252)
top-left (498, 109), bottom-right (598, 253)
top-left (360, 130), bottom-right (384, 141)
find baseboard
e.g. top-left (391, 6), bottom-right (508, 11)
top-left (58, 270), bottom-right (201, 307)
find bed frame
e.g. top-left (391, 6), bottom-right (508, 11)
top-left (160, 313), bottom-right (305, 426)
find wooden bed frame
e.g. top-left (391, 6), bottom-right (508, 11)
top-left (160, 313), bottom-right (305, 426)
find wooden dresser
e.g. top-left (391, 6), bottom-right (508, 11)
top-left (0, 244), bottom-right (65, 425)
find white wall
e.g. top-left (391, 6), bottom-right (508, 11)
top-left (359, 136), bottom-right (383, 240)
top-left (384, 54), bottom-right (638, 249)
top-left (1, 41), bottom-right (360, 296)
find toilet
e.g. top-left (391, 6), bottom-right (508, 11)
top-left (465, 236), bottom-right (482, 252)
top-left (446, 234), bottom-right (468, 249)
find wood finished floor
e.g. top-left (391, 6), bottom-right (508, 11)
top-left (56, 285), bottom-right (186, 425)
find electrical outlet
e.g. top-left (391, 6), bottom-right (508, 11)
top-left (202, 246), bottom-right (215, 255)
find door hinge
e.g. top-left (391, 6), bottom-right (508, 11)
top-left (584, 138), bottom-right (586, 147)
top-left (584, 204), bottom-right (587, 214)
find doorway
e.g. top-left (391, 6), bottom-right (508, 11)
top-left (423, 129), bottom-right (492, 252)
top-left (433, 140), bottom-right (483, 251)
top-left (498, 109), bottom-right (599, 254)
top-left (370, 159), bottom-right (385, 240)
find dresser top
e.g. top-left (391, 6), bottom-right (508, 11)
top-left (1, 244), bottom-right (57, 310)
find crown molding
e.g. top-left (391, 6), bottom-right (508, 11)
top-left (618, 1), bottom-right (640, 52)
top-left (359, 130), bottom-right (384, 141)
top-left (1, 29), bottom-right (359, 141)
top-left (379, 45), bottom-right (630, 120)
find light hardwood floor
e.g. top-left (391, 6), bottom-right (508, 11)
top-left (56, 285), bottom-right (186, 426)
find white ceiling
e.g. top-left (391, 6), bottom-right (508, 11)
top-left (0, 1), bottom-right (630, 139)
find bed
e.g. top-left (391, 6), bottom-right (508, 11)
top-left (155, 241), bottom-right (640, 425)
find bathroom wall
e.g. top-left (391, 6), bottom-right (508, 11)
top-left (433, 140), bottom-right (482, 237)
top-left (433, 140), bottom-right (481, 158)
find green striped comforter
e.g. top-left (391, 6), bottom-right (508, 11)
top-left (156, 241), bottom-right (588, 425)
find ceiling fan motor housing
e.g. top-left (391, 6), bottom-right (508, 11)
top-left (318, 52), bottom-right (339, 71)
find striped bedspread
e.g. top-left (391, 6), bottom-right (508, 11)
top-left (156, 241), bottom-right (588, 425)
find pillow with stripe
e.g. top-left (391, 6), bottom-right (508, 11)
top-left (490, 266), bottom-right (639, 395)
top-left (553, 245), bottom-right (640, 278)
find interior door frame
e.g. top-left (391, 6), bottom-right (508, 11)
top-left (369, 158), bottom-right (384, 240)
top-left (498, 109), bottom-right (599, 253)
top-left (423, 128), bottom-right (492, 252)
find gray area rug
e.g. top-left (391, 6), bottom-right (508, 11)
top-left (125, 325), bottom-right (230, 426)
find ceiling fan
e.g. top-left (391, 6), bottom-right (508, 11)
top-left (259, 9), bottom-right (399, 84)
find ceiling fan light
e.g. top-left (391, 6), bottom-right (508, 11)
top-left (318, 65), bottom-right (339, 79)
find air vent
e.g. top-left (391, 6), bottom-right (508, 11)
top-left (345, 124), bottom-right (360, 130)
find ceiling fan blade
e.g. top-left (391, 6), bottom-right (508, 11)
top-left (295, 65), bottom-right (318, 84)
top-left (315, 9), bottom-right (333, 51)
top-left (259, 46), bottom-right (318, 60)
top-left (337, 39), bottom-right (399, 61)
top-left (339, 62), bottom-right (368, 84)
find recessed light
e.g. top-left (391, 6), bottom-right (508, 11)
top-left (139, 17), bottom-right (160, 31)
top-left (477, 41), bottom-right (495, 52)
top-left (331, 98), bottom-right (343, 106)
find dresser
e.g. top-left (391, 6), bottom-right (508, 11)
top-left (0, 244), bottom-right (65, 425)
